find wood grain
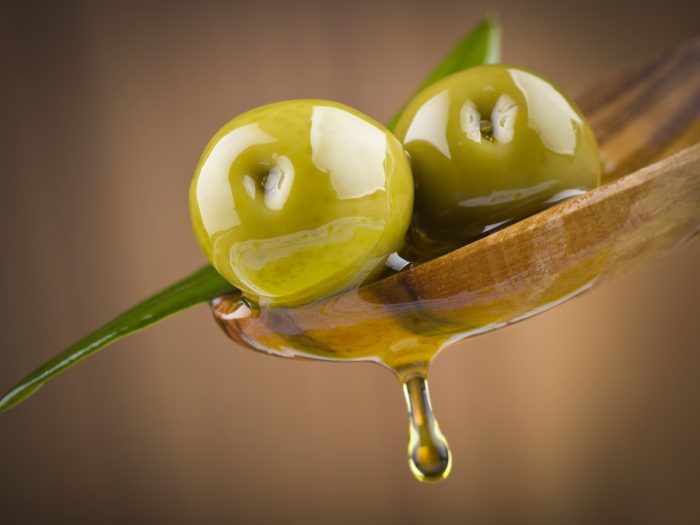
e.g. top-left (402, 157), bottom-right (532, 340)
top-left (579, 37), bottom-right (700, 180)
top-left (212, 38), bottom-right (700, 373)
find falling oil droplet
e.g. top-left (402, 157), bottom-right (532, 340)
top-left (402, 374), bottom-right (451, 482)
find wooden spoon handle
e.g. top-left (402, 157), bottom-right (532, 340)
top-left (580, 37), bottom-right (700, 180)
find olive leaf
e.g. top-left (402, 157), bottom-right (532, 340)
top-left (0, 18), bottom-right (501, 413)
top-left (0, 266), bottom-right (233, 411)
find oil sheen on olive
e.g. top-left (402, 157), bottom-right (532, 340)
top-left (190, 100), bottom-right (414, 308)
top-left (395, 64), bottom-right (601, 256)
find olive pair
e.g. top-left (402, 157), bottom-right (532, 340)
top-left (190, 65), bottom-right (601, 308)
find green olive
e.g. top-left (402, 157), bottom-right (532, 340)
top-left (395, 64), bottom-right (601, 255)
top-left (190, 100), bottom-right (414, 307)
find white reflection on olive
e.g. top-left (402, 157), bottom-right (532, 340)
top-left (262, 154), bottom-right (295, 210)
top-left (510, 69), bottom-right (581, 155)
top-left (403, 90), bottom-right (452, 159)
top-left (310, 105), bottom-right (387, 200)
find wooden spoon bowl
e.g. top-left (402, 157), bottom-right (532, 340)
top-left (212, 38), bottom-right (700, 376)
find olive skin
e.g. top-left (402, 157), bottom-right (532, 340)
top-left (190, 100), bottom-right (414, 308)
top-left (395, 64), bottom-right (601, 254)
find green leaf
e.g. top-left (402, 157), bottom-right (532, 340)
top-left (385, 17), bottom-right (501, 132)
top-left (0, 266), bottom-right (234, 412)
top-left (0, 17), bottom-right (501, 413)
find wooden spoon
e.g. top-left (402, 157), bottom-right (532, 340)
top-left (212, 38), bottom-right (700, 376)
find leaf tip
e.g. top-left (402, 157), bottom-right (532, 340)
top-left (0, 382), bottom-right (42, 413)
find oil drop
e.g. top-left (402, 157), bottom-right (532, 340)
top-left (402, 373), bottom-right (451, 482)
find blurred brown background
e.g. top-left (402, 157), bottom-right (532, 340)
top-left (1, 1), bottom-right (699, 524)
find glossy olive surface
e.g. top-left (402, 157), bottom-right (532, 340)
top-left (190, 100), bottom-right (414, 308)
top-left (395, 65), bottom-right (601, 255)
